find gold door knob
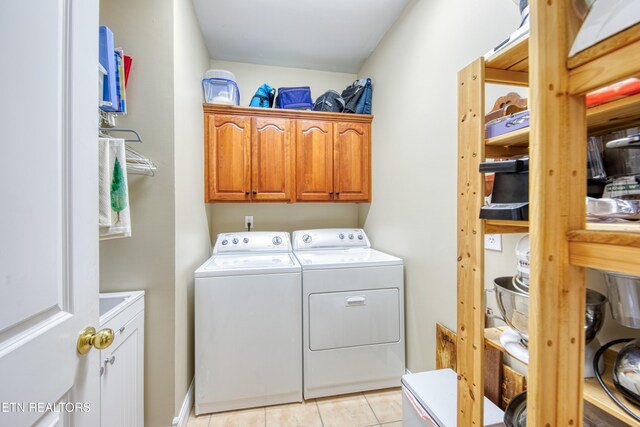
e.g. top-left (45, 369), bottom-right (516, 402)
top-left (77, 326), bottom-right (114, 355)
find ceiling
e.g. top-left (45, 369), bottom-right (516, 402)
top-left (192, 0), bottom-right (411, 73)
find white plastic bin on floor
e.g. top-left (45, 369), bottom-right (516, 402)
top-left (402, 369), bottom-right (504, 427)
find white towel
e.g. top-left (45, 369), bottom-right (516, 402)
top-left (99, 138), bottom-right (132, 239)
top-left (98, 138), bottom-right (113, 227)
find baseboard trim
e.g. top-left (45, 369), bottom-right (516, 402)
top-left (172, 378), bottom-right (194, 427)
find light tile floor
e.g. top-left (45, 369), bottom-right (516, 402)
top-left (187, 388), bottom-right (403, 427)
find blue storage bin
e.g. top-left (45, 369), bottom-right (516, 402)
top-left (99, 26), bottom-right (119, 112)
top-left (202, 78), bottom-right (240, 105)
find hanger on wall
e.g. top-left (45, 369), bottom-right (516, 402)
top-left (99, 127), bottom-right (143, 143)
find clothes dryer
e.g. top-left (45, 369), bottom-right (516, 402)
top-left (293, 228), bottom-right (405, 399)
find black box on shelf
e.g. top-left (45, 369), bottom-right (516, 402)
top-left (479, 159), bottom-right (529, 221)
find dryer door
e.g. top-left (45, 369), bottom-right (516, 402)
top-left (309, 288), bottom-right (400, 351)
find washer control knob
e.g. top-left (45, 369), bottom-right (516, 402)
top-left (348, 234), bottom-right (354, 240)
top-left (357, 234), bottom-right (364, 240)
top-left (272, 236), bottom-right (282, 245)
top-left (221, 239), bottom-right (228, 246)
top-left (243, 238), bottom-right (249, 244)
top-left (302, 234), bottom-right (312, 244)
top-left (232, 238), bottom-right (239, 244)
top-left (339, 234), bottom-right (345, 239)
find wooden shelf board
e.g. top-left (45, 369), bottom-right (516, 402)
top-left (568, 230), bottom-right (640, 276)
top-left (586, 221), bottom-right (640, 233)
top-left (485, 127), bottom-right (529, 147)
top-left (486, 327), bottom-right (640, 426)
top-left (587, 92), bottom-right (640, 134)
top-left (568, 23), bottom-right (640, 70)
top-left (484, 93), bottom-right (640, 148)
top-left (568, 229), bottom-right (640, 248)
top-left (484, 220), bottom-right (529, 234)
top-left (569, 37), bottom-right (640, 96)
top-left (485, 36), bottom-right (529, 72)
top-left (485, 68), bottom-right (528, 86)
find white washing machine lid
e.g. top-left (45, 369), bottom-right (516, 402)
top-left (402, 369), bottom-right (504, 427)
top-left (294, 248), bottom-right (402, 270)
top-left (195, 253), bottom-right (301, 277)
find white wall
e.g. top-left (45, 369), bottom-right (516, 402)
top-left (209, 203), bottom-right (359, 236)
top-left (173, 0), bottom-right (211, 415)
top-left (99, 0), bottom-right (177, 425)
top-left (206, 60), bottom-right (362, 238)
top-left (210, 59), bottom-right (356, 107)
top-left (357, 0), bottom-right (523, 372)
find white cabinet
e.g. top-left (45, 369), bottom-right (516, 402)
top-left (99, 291), bottom-right (145, 427)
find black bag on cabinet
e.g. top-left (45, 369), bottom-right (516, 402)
top-left (313, 90), bottom-right (345, 112)
top-left (341, 81), bottom-right (365, 113)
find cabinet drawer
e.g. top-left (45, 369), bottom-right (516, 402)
top-left (309, 288), bottom-right (400, 351)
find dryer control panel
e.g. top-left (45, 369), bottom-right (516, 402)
top-left (292, 229), bottom-right (371, 250)
top-left (213, 231), bottom-right (292, 254)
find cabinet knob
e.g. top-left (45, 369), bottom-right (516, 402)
top-left (329, 192), bottom-right (333, 195)
top-left (253, 191), bottom-right (257, 195)
top-left (245, 191), bottom-right (250, 196)
top-left (336, 192), bottom-right (340, 197)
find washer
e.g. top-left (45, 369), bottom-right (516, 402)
top-left (194, 232), bottom-right (302, 415)
top-left (293, 228), bottom-right (405, 399)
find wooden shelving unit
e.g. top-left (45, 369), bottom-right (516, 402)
top-left (457, 2), bottom-right (640, 426)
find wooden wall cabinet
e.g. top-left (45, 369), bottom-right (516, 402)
top-left (296, 120), bottom-right (370, 202)
top-left (205, 113), bottom-right (294, 202)
top-left (205, 114), bottom-right (251, 201)
top-left (333, 122), bottom-right (370, 202)
top-left (296, 120), bottom-right (334, 201)
top-left (204, 105), bottom-right (372, 203)
top-left (251, 117), bottom-right (293, 201)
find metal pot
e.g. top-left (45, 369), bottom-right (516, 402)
top-left (614, 339), bottom-right (640, 405)
top-left (604, 271), bottom-right (640, 328)
top-left (504, 390), bottom-right (527, 427)
top-left (493, 277), bottom-right (530, 343)
top-left (492, 277), bottom-right (607, 345)
top-left (586, 288), bottom-right (608, 344)
top-left (504, 389), bottom-right (629, 426)
top-left (604, 134), bottom-right (640, 178)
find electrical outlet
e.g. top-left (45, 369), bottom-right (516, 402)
top-left (244, 216), bottom-right (253, 230)
top-left (484, 234), bottom-right (502, 252)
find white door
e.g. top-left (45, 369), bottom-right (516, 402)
top-left (0, 1), bottom-right (100, 426)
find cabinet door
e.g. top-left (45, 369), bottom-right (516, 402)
top-left (334, 122), bottom-right (371, 201)
top-left (296, 120), bottom-right (334, 201)
top-left (205, 114), bottom-right (251, 201)
top-left (251, 117), bottom-right (293, 201)
top-left (101, 311), bottom-right (144, 427)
